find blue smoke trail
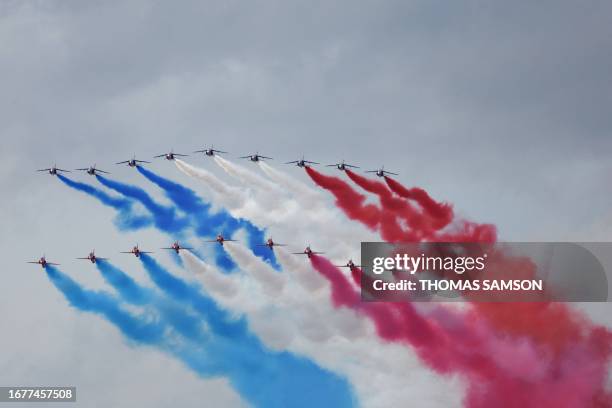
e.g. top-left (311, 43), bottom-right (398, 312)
top-left (57, 174), bottom-right (152, 230)
top-left (137, 166), bottom-right (278, 269)
top-left (46, 265), bottom-right (163, 343)
top-left (96, 260), bottom-right (208, 343)
top-left (96, 260), bottom-right (152, 305)
top-left (96, 174), bottom-right (189, 235)
top-left (46, 266), bottom-right (223, 377)
top-left (137, 255), bottom-right (355, 408)
top-left (139, 254), bottom-right (243, 338)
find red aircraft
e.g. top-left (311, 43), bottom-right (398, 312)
top-left (335, 259), bottom-right (361, 271)
top-left (293, 246), bottom-right (325, 259)
top-left (77, 250), bottom-right (108, 264)
top-left (121, 245), bottom-right (153, 258)
top-left (27, 256), bottom-right (60, 269)
top-left (162, 241), bottom-right (193, 254)
top-left (257, 238), bottom-right (287, 250)
top-left (36, 165), bottom-right (70, 176)
top-left (206, 234), bottom-right (237, 246)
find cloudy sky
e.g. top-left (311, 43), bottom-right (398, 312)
top-left (1, 1), bottom-right (611, 406)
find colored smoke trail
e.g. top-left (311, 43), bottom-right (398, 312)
top-left (305, 167), bottom-right (416, 242)
top-left (214, 155), bottom-right (279, 193)
top-left (96, 260), bottom-right (212, 343)
top-left (383, 175), bottom-right (454, 227)
top-left (49, 266), bottom-right (354, 407)
top-left (57, 174), bottom-right (152, 230)
top-left (194, 246), bottom-right (455, 407)
top-left (304, 166), bottom-right (382, 230)
top-left (46, 266), bottom-right (164, 343)
top-left (96, 260), bottom-right (152, 305)
top-left (95, 174), bottom-right (188, 234)
top-left (136, 166), bottom-right (276, 267)
top-left (310, 255), bottom-right (612, 407)
top-left (139, 254), bottom-right (243, 338)
top-left (181, 251), bottom-right (239, 299)
top-left (175, 159), bottom-right (246, 208)
top-left (137, 255), bottom-right (355, 408)
top-left (334, 171), bottom-right (612, 405)
top-left (181, 159), bottom-right (371, 259)
top-left (258, 161), bottom-right (321, 203)
top-left (345, 169), bottom-right (435, 236)
top-left (223, 242), bottom-right (285, 296)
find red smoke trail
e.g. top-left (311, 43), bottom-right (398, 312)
top-left (345, 169), bottom-right (435, 237)
top-left (304, 166), bottom-right (381, 230)
top-left (312, 167), bottom-right (605, 351)
top-left (305, 166), bottom-right (419, 240)
top-left (312, 255), bottom-right (612, 407)
top-left (384, 175), bottom-right (454, 228)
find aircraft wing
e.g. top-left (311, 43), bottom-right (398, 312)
top-left (26, 261), bottom-right (40, 264)
top-left (153, 154), bottom-right (167, 158)
top-left (174, 153), bottom-right (189, 157)
top-left (161, 248), bottom-right (174, 250)
top-left (312, 252), bottom-right (325, 254)
top-left (285, 160), bottom-right (299, 164)
top-left (97, 169), bottom-right (111, 174)
top-left (385, 171), bottom-right (398, 176)
top-left (304, 161), bottom-right (319, 164)
top-left (116, 160), bottom-right (129, 164)
top-left (274, 244), bottom-right (287, 246)
top-left (193, 149), bottom-right (206, 153)
top-left (239, 155), bottom-right (251, 159)
top-left (345, 164), bottom-right (359, 169)
top-left (259, 156), bottom-right (273, 160)
top-left (76, 257), bottom-right (90, 260)
top-left (48, 262), bottom-right (60, 265)
top-left (120, 251), bottom-right (133, 253)
top-left (292, 252), bottom-right (307, 255)
top-left (325, 164), bottom-right (338, 167)
top-left (135, 160), bottom-right (151, 163)
top-left (365, 170), bottom-right (377, 173)
top-left (213, 150), bottom-right (227, 154)
top-left (36, 169), bottom-right (51, 172)
top-left (75, 168), bottom-right (89, 171)
top-left (224, 239), bottom-right (237, 242)
top-left (140, 251), bottom-right (154, 254)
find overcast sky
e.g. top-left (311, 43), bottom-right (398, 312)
top-left (1, 1), bottom-right (611, 407)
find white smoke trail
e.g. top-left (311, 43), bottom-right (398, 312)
top-left (182, 247), bottom-right (462, 407)
top-left (214, 156), bottom-right (280, 194)
top-left (175, 159), bottom-right (247, 209)
top-left (258, 161), bottom-right (321, 203)
top-left (211, 157), bottom-right (377, 260)
top-left (182, 250), bottom-right (239, 299)
top-left (175, 160), bottom-right (463, 407)
top-left (223, 242), bottom-right (285, 296)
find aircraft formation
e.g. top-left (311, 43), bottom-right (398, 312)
top-left (28, 239), bottom-right (359, 272)
top-left (31, 146), bottom-right (385, 272)
top-left (37, 146), bottom-right (397, 177)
